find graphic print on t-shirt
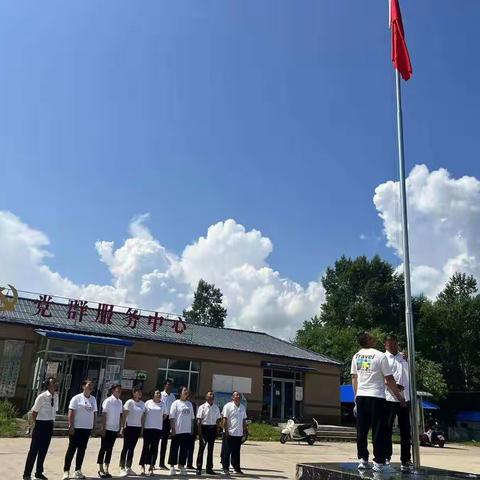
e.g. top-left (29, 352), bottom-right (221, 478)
top-left (356, 355), bottom-right (374, 372)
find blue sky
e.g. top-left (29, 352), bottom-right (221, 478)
top-left (1, 0), bottom-right (480, 294)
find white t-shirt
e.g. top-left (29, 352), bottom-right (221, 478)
top-left (197, 402), bottom-right (221, 426)
top-left (161, 391), bottom-right (176, 418)
top-left (69, 393), bottom-right (97, 429)
top-left (170, 400), bottom-right (194, 434)
top-left (222, 401), bottom-right (247, 437)
top-left (102, 395), bottom-right (123, 431)
top-left (144, 399), bottom-right (166, 430)
top-left (385, 352), bottom-right (410, 402)
top-left (351, 348), bottom-right (393, 399)
top-left (124, 399), bottom-right (146, 427)
top-left (32, 390), bottom-right (58, 421)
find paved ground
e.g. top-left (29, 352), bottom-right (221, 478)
top-left (2, 437), bottom-right (479, 480)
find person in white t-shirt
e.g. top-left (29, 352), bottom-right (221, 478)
top-left (97, 384), bottom-right (123, 478)
top-left (23, 377), bottom-right (58, 480)
top-left (119, 387), bottom-right (145, 477)
top-left (63, 379), bottom-right (98, 480)
top-left (221, 391), bottom-right (247, 475)
top-left (158, 378), bottom-right (176, 469)
top-left (139, 390), bottom-right (167, 476)
top-left (168, 386), bottom-right (195, 476)
top-left (351, 332), bottom-right (405, 473)
top-left (195, 390), bottom-right (222, 475)
top-left (384, 335), bottom-right (412, 471)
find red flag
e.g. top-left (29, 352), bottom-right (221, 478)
top-left (390, 0), bottom-right (413, 81)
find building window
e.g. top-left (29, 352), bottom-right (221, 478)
top-left (156, 358), bottom-right (200, 395)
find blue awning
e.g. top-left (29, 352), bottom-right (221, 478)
top-left (340, 385), bottom-right (439, 410)
top-left (455, 411), bottom-right (480, 422)
top-left (341, 384), bottom-right (355, 403)
top-left (36, 329), bottom-right (134, 347)
top-left (422, 400), bottom-right (439, 410)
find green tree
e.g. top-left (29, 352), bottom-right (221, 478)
top-left (416, 273), bottom-right (480, 391)
top-left (416, 356), bottom-right (448, 399)
top-left (183, 279), bottom-right (227, 328)
top-left (320, 255), bottom-right (404, 333)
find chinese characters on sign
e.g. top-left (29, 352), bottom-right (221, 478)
top-left (0, 285), bottom-right (189, 337)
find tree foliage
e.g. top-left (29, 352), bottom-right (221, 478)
top-left (293, 255), bottom-right (480, 399)
top-left (183, 279), bottom-right (227, 328)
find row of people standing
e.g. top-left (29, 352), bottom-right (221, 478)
top-left (23, 377), bottom-right (247, 480)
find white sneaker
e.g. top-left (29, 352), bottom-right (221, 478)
top-left (179, 467), bottom-right (187, 476)
top-left (373, 463), bottom-right (395, 473)
top-left (62, 473), bottom-right (70, 480)
top-left (119, 468), bottom-right (128, 477)
top-left (169, 467), bottom-right (177, 476)
top-left (358, 460), bottom-right (372, 470)
top-left (401, 462), bottom-right (414, 472)
top-left (73, 472), bottom-right (85, 480)
top-left (385, 459), bottom-right (390, 465)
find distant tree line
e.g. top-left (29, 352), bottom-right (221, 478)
top-left (294, 255), bottom-right (480, 399)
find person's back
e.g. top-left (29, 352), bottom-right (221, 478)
top-left (351, 332), bottom-right (405, 473)
top-left (352, 347), bottom-right (390, 398)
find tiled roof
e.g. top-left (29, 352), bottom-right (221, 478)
top-left (0, 296), bottom-right (340, 365)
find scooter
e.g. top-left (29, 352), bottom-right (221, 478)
top-left (280, 418), bottom-right (318, 445)
top-left (420, 424), bottom-right (446, 448)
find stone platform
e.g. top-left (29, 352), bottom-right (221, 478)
top-left (296, 463), bottom-right (480, 480)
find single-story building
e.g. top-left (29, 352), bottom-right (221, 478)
top-left (0, 289), bottom-right (341, 423)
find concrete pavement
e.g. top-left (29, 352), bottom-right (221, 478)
top-left (2, 437), bottom-right (479, 480)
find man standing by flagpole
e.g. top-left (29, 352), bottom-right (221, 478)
top-left (389, 0), bottom-right (421, 470)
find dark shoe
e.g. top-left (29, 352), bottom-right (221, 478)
top-left (35, 475), bottom-right (48, 480)
top-left (206, 470), bottom-right (217, 475)
top-left (187, 465), bottom-right (195, 470)
top-left (196, 469), bottom-right (202, 476)
top-left (234, 471), bottom-right (244, 475)
top-left (98, 473), bottom-right (107, 479)
top-left (159, 464), bottom-right (168, 470)
top-left (104, 475), bottom-right (112, 479)
top-left (23, 476), bottom-right (31, 480)
top-left (223, 470), bottom-right (230, 475)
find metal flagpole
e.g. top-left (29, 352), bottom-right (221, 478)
top-left (395, 69), bottom-right (421, 470)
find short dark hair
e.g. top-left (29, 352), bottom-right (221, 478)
top-left (42, 377), bottom-right (57, 389)
top-left (357, 332), bottom-right (372, 348)
top-left (81, 379), bottom-right (93, 388)
top-left (385, 334), bottom-right (398, 342)
top-left (109, 383), bottom-right (122, 393)
top-left (164, 378), bottom-right (173, 386)
top-left (132, 387), bottom-right (142, 395)
top-left (206, 390), bottom-right (214, 395)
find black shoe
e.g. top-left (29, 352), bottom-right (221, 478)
top-left (98, 472), bottom-right (107, 479)
top-left (187, 465), bottom-right (195, 470)
top-left (206, 470), bottom-right (217, 475)
top-left (104, 475), bottom-right (112, 479)
top-left (35, 475), bottom-right (48, 480)
top-left (234, 470), bottom-right (244, 475)
top-left (23, 476), bottom-right (31, 480)
top-left (223, 470), bottom-right (230, 475)
top-left (196, 469), bottom-right (202, 476)
top-left (159, 464), bottom-right (168, 470)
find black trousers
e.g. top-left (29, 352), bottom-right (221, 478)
top-left (63, 428), bottom-right (92, 472)
top-left (168, 433), bottom-right (191, 467)
top-left (120, 426), bottom-right (142, 468)
top-left (356, 396), bottom-right (388, 464)
top-left (97, 430), bottom-right (118, 465)
top-left (24, 420), bottom-right (54, 477)
top-left (196, 425), bottom-right (217, 471)
top-left (158, 417), bottom-right (171, 467)
top-left (139, 428), bottom-right (162, 467)
top-left (221, 435), bottom-right (242, 472)
top-left (186, 432), bottom-right (195, 467)
top-left (386, 401), bottom-right (412, 463)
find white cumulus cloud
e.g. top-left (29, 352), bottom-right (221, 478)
top-left (374, 164), bottom-right (480, 297)
top-left (0, 212), bottom-right (324, 339)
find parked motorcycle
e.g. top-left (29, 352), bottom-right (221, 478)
top-left (280, 418), bottom-right (318, 445)
top-left (420, 424), bottom-right (446, 448)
